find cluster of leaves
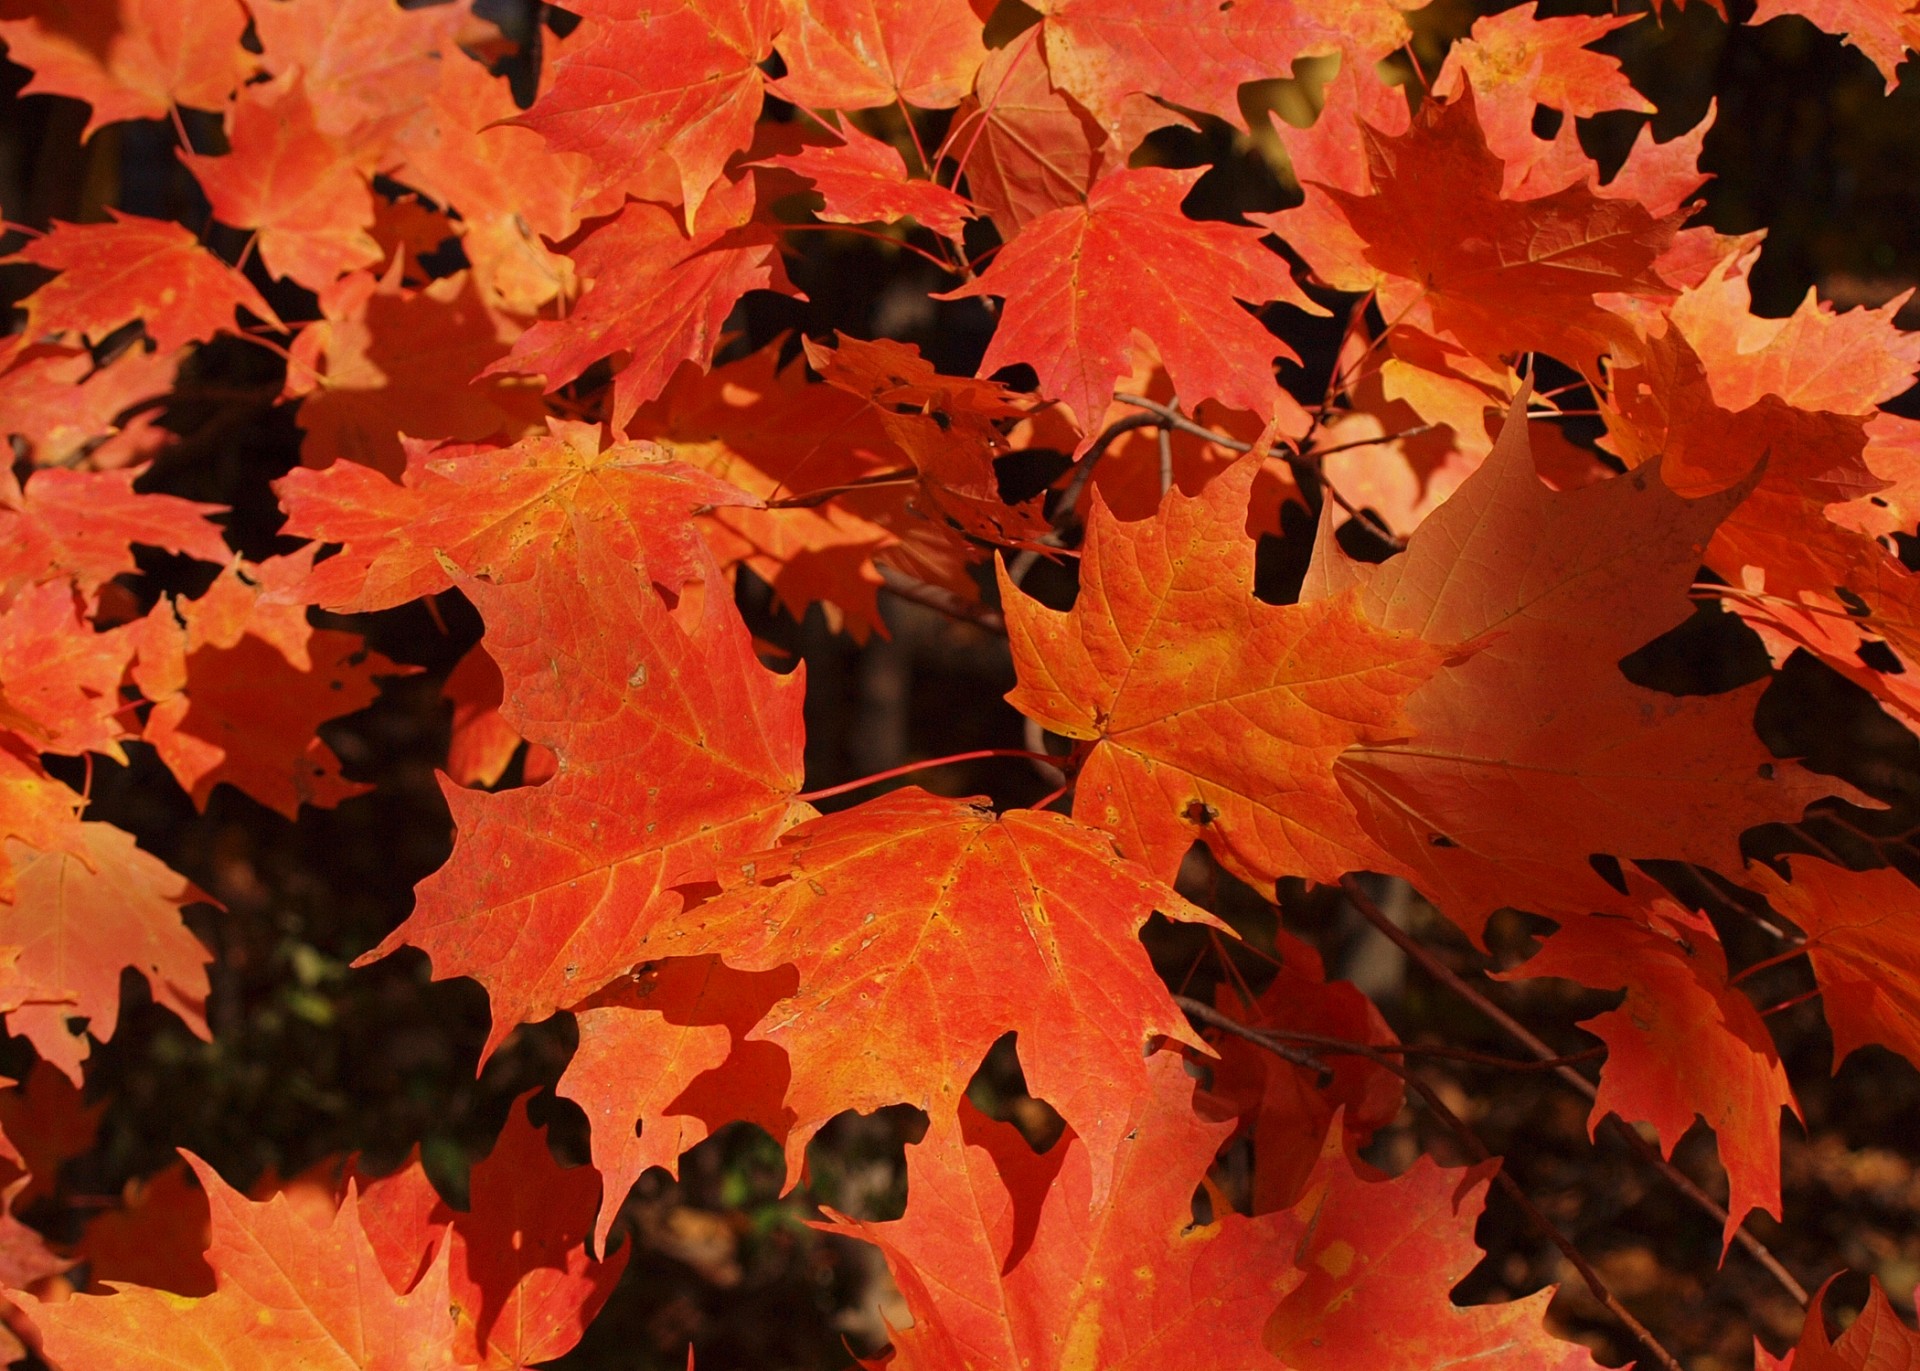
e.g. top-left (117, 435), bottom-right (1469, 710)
top-left (1, 0), bottom-right (1919, 1365)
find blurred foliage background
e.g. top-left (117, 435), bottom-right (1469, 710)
top-left (2, 2), bottom-right (1919, 1368)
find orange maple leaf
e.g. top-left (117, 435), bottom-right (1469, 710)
top-left (1002, 454), bottom-right (1447, 888)
top-left (358, 534), bottom-right (807, 1056)
top-left (1503, 879), bottom-right (1798, 1245)
top-left (276, 422), bottom-right (756, 613)
top-left (945, 166), bottom-right (1318, 439)
top-left (638, 788), bottom-right (1214, 1200)
top-left (4, 213), bottom-right (279, 357)
top-left (1318, 396), bottom-right (1853, 935)
top-left (18, 1154), bottom-right (460, 1370)
top-left (774, 0), bottom-right (987, 110)
top-left (515, 0), bottom-right (782, 226)
top-left (0, 0), bottom-right (249, 136)
top-left (181, 74), bottom-right (382, 291)
top-left (559, 957), bottom-right (796, 1253)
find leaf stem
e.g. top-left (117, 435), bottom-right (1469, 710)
top-left (796, 747), bottom-right (1064, 802)
top-left (1729, 943), bottom-right (1810, 986)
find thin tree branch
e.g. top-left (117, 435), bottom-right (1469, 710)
top-left (1173, 995), bottom-right (1603, 1072)
top-left (1110, 393), bottom-right (1255, 453)
top-left (876, 565), bottom-right (1005, 635)
top-left (1171, 994), bottom-right (1331, 1075)
top-left (1337, 876), bottom-right (1812, 1307)
top-left (1303, 424), bottom-right (1436, 460)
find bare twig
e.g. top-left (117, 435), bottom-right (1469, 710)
top-left (1171, 994), bottom-right (1330, 1075)
top-left (1338, 876), bottom-right (1811, 1307)
top-left (1302, 424), bottom-right (1436, 460)
top-left (877, 565), bottom-right (1005, 635)
top-left (1174, 994), bottom-right (1602, 1071)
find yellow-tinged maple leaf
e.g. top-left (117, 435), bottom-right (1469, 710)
top-left (1001, 453), bottom-right (1448, 888)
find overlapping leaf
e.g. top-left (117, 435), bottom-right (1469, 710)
top-left (358, 533), bottom-right (807, 1055)
top-left (637, 788), bottom-right (1212, 1197)
top-left (1003, 454), bottom-right (1447, 888)
top-left (1314, 396), bottom-right (1852, 935)
top-left (277, 422), bottom-right (755, 613)
top-left (1504, 885), bottom-right (1797, 1242)
top-left (946, 167), bottom-right (1317, 438)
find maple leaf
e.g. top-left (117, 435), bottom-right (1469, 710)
top-left (357, 534), bottom-right (807, 1057)
top-left (1748, 0), bottom-right (1920, 89)
top-left (391, 41), bottom-right (615, 314)
top-left (560, 957), bottom-right (796, 1254)
top-left (4, 212), bottom-right (279, 356)
top-left (1503, 884), bottom-right (1797, 1244)
top-left (488, 179), bottom-right (784, 430)
top-left (1265, 85), bottom-right (1680, 373)
top-left (803, 334), bottom-right (1050, 544)
top-left (180, 74), bottom-right (382, 291)
top-left (944, 33), bottom-right (1105, 235)
top-left (0, 465), bottom-right (228, 599)
top-left (17, 1154), bottom-right (460, 1370)
top-left (1670, 247), bottom-right (1920, 419)
top-left (1195, 930), bottom-right (1402, 1213)
top-left (276, 421), bottom-right (755, 613)
top-left (774, 0), bottom-right (987, 110)
top-left (1032, 0), bottom-right (1415, 141)
top-left (1315, 396), bottom-right (1852, 936)
top-left (447, 1099), bottom-right (631, 1369)
top-left (78, 1162), bottom-right (216, 1296)
top-left (1430, 4), bottom-right (1652, 166)
top-left (1001, 454), bottom-right (1447, 888)
top-left (442, 645), bottom-right (556, 791)
top-left (757, 126), bottom-right (975, 239)
top-left (1785, 1276), bottom-right (1920, 1370)
top-left (1743, 857), bottom-right (1920, 1075)
top-left (626, 349), bottom-right (920, 641)
top-left (640, 787), bottom-right (1214, 1198)
top-left (0, 821), bottom-right (213, 1083)
top-left (0, 582), bottom-right (138, 759)
top-left (833, 1050), bottom-right (1301, 1371)
top-left (0, 744), bottom-right (88, 904)
top-left (1264, 1134), bottom-right (1600, 1370)
top-left (0, 337), bottom-right (177, 468)
top-left (132, 563), bottom-right (403, 818)
top-left (0, 0), bottom-right (250, 136)
top-left (284, 265), bottom-right (547, 477)
top-left (945, 166), bottom-right (1317, 438)
top-left (244, 0), bottom-right (472, 148)
top-left (515, 0), bottom-right (783, 226)
top-left (0, 1060), bottom-right (103, 1209)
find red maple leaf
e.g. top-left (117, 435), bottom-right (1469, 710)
top-left (5, 213), bottom-right (279, 357)
top-left (946, 167), bottom-right (1317, 439)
